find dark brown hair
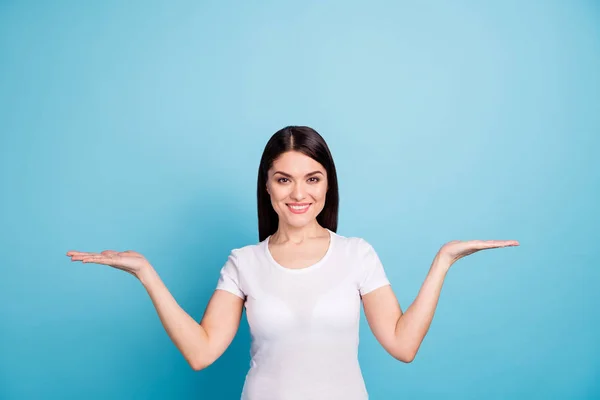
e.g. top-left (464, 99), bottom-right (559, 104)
top-left (257, 126), bottom-right (339, 241)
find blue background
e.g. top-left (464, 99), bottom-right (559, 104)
top-left (1, 1), bottom-right (599, 399)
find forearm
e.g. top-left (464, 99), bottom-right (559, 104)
top-left (138, 266), bottom-right (210, 370)
top-left (394, 253), bottom-right (452, 361)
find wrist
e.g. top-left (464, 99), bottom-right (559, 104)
top-left (137, 264), bottom-right (158, 287)
top-left (433, 252), bottom-right (453, 272)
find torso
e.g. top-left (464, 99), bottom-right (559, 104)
top-left (215, 229), bottom-right (391, 400)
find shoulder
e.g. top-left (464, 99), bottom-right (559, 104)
top-left (332, 232), bottom-right (389, 292)
top-left (331, 230), bottom-right (372, 246)
top-left (330, 231), bottom-right (375, 256)
top-left (225, 241), bottom-right (265, 267)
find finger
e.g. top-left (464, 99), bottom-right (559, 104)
top-left (101, 250), bottom-right (119, 255)
top-left (67, 251), bottom-right (96, 256)
top-left (70, 253), bottom-right (102, 261)
top-left (486, 240), bottom-right (519, 247)
top-left (81, 255), bottom-right (112, 264)
top-left (461, 240), bottom-right (492, 249)
top-left (478, 240), bottom-right (519, 248)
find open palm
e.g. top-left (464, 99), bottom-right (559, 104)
top-left (66, 250), bottom-right (150, 277)
top-left (439, 239), bottom-right (520, 264)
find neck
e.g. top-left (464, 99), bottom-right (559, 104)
top-left (271, 221), bottom-right (327, 245)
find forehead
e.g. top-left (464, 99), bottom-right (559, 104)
top-left (270, 151), bottom-right (325, 174)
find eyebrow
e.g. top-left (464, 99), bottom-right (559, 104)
top-left (273, 171), bottom-right (324, 178)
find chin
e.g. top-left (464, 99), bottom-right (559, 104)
top-left (283, 216), bottom-right (314, 228)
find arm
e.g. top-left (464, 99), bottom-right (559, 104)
top-left (362, 238), bottom-right (518, 362)
top-left (139, 267), bottom-right (244, 370)
top-left (362, 252), bottom-right (451, 363)
top-left (67, 249), bottom-right (246, 371)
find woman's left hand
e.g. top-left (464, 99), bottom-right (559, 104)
top-left (438, 239), bottom-right (520, 265)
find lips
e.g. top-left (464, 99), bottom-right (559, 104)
top-left (287, 203), bottom-right (311, 214)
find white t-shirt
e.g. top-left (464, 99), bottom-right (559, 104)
top-left (215, 228), bottom-right (391, 400)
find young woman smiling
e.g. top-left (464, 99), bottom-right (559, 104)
top-left (67, 126), bottom-right (519, 399)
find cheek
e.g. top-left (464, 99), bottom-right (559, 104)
top-left (270, 188), bottom-right (290, 204)
top-left (318, 182), bottom-right (329, 195)
top-left (311, 185), bottom-right (328, 201)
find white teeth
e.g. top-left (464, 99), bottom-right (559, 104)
top-left (289, 205), bottom-right (309, 210)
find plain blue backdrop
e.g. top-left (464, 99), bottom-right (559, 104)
top-left (1, 1), bottom-right (599, 399)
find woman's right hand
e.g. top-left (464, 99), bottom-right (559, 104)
top-left (66, 250), bottom-right (152, 278)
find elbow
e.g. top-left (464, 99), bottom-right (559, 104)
top-left (397, 353), bottom-right (415, 363)
top-left (189, 356), bottom-right (213, 371)
top-left (190, 359), bottom-right (210, 371)
top-left (393, 348), bottom-right (417, 363)
top-left (190, 361), bottom-right (207, 371)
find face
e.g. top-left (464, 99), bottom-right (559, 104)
top-left (266, 151), bottom-right (328, 229)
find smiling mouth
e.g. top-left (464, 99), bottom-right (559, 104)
top-left (287, 203), bottom-right (311, 214)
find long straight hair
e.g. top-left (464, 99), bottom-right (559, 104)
top-left (257, 126), bottom-right (339, 242)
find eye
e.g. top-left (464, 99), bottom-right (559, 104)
top-left (277, 177), bottom-right (289, 183)
top-left (308, 177), bottom-right (320, 183)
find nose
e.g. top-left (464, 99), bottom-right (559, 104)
top-left (290, 181), bottom-right (306, 201)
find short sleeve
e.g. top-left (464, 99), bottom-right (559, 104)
top-left (215, 249), bottom-right (246, 299)
top-left (358, 239), bottom-right (391, 296)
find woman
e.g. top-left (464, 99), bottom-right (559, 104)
top-left (67, 126), bottom-right (519, 399)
